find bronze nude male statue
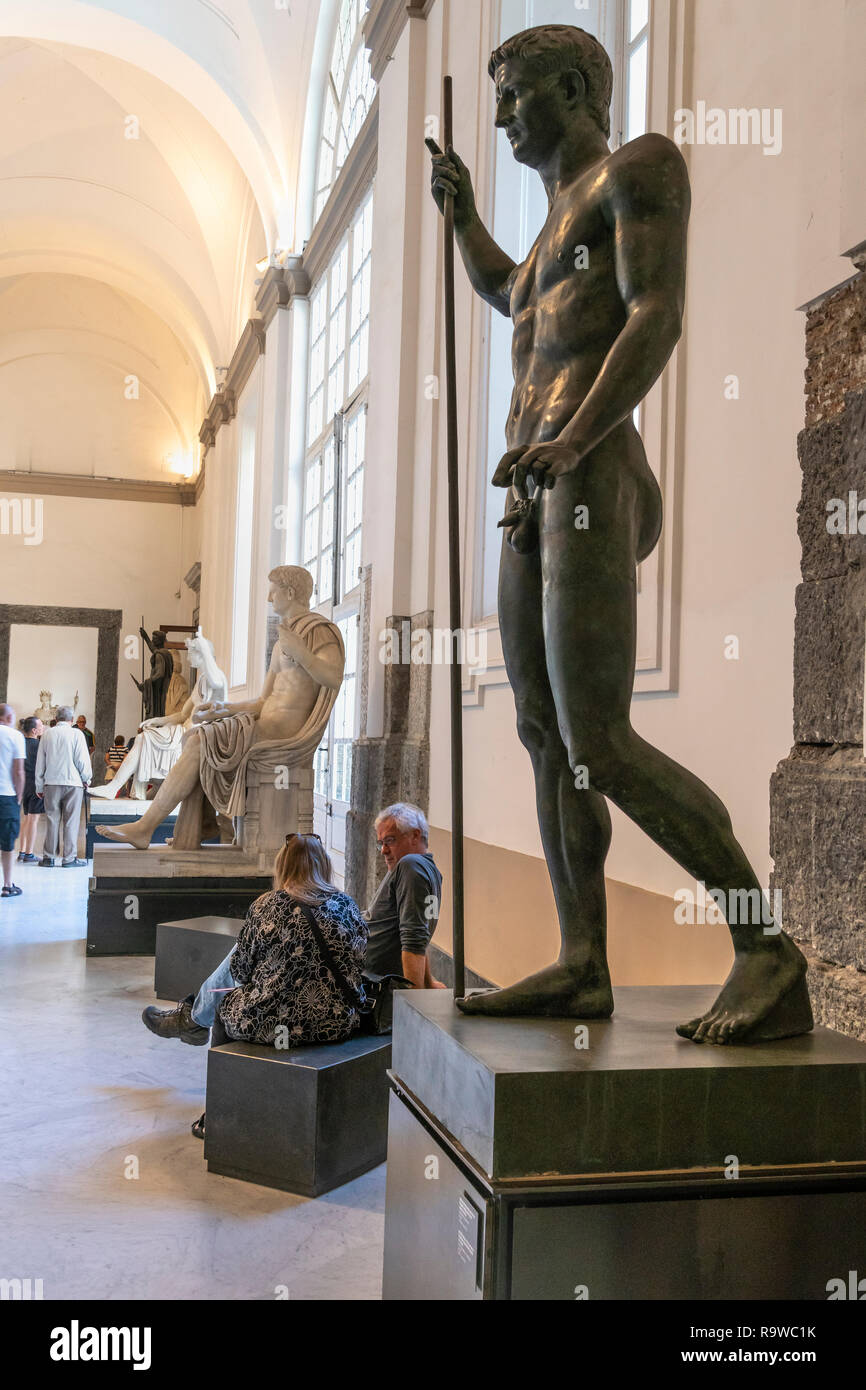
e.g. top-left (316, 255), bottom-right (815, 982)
top-left (427, 24), bottom-right (812, 1044)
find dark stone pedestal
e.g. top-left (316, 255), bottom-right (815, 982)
top-left (154, 916), bottom-right (243, 1001)
top-left (86, 847), bottom-right (270, 956)
top-left (383, 988), bottom-right (866, 1300)
top-left (204, 1034), bottom-right (392, 1196)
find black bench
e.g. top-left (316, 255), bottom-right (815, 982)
top-left (204, 1032), bottom-right (392, 1196)
top-left (154, 916), bottom-right (243, 1001)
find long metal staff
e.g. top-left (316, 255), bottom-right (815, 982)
top-left (442, 76), bottom-right (465, 1002)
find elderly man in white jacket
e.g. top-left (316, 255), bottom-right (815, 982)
top-left (35, 706), bottom-right (91, 867)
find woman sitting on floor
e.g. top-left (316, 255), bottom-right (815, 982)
top-left (141, 833), bottom-right (368, 1138)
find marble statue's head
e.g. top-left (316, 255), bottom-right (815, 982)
top-left (186, 628), bottom-right (208, 667)
top-left (268, 565), bottom-right (314, 615)
top-left (489, 25), bottom-right (612, 166)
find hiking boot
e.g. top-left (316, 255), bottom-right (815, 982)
top-left (141, 995), bottom-right (209, 1046)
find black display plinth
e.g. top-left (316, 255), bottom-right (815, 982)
top-left (154, 916), bottom-right (243, 1000)
top-left (86, 876), bottom-right (268, 955)
top-left (205, 1034), bottom-right (392, 1196)
top-left (86, 846), bottom-right (270, 956)
top-left (382, 988), bottom-right (866, 1300)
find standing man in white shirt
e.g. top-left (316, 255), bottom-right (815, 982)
top-left (0, 704), bottom-right (26, 897)
top-left (35, 705), bottom-right (91, 867)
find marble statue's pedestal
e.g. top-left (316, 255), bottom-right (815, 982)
top-left (86, 845), bottom-right (271, 956)
top-left (84, 795), bottom-right (179, 859)
top-left (382, 987), bottom-right (866, 1300)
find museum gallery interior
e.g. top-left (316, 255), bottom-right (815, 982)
top-left (1, 0), bottom-right (865, 1313)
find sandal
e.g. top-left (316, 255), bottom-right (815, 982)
top-left (191, 1112), bottom-right (206, 1141)
top-left (1, 884), bottom-right (23, 897)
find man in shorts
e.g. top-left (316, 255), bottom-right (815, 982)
top-left (0, 704), bottom-right (26, 898)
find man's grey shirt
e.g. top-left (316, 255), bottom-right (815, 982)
top-left (365, 851), bottom-right (442, 977)
top-left (35, 722), bottom-right (91, 791)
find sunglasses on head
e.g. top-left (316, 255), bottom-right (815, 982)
top-left (285, 832), bottom-right (322, 844)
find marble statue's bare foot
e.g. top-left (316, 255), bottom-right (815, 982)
top-left (676, 934), bottom-right (812, 1045)
top-left (456, 959), bottom-right (613, 1019)
top-left (96, 824), bottom-right (150, 850)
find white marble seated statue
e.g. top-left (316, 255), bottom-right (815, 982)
top-left (90, 630), bottom-right (228, 801)
top-left (96, 566), bottom-right (344, 850)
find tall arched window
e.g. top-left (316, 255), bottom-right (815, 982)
top-left (303, 0), bottom-right (376, 880)
top-left (315, 0), bottom-right (377, 222)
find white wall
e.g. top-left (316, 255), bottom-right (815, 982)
top-left (7, 624), bottom-right (98, 726)
top-left (197, 358), bottom-right (271, 703)
top-left (1, 492), bottom-right (197, 737)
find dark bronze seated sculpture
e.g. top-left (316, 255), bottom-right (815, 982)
top-left (427, 24), bottom-right (812, 1045)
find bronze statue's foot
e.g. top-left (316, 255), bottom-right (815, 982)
top-left (456, 960), bottom-right (613, 1019)
top-left (96, 824), bottom-right (150, 850)
top-left (676, 934), bottom-right (812, 1045)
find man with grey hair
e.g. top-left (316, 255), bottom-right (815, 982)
top-left (366, 803), bottom-right (444, 988)
top-left (35, 705), bottom-right (91, 867)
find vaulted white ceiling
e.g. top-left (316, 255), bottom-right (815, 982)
top-left (0, 0), bottom-right (334, 482)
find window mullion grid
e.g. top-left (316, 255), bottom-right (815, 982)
top-left (625, 1), bottom-right (649, 143)
top-left (332, 412), bottom-right (344, 607)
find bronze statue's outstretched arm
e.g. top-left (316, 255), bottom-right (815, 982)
top-left (426, 140), bottom-right (516, 315)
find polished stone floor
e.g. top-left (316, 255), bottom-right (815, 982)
top-left (0, 863), bottom-right (386, 1300)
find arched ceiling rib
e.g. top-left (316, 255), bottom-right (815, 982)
top-left (0, 1), bottom-right (329, 483)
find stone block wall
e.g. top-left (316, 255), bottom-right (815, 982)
top-left (770, 267), bottom-right (866, 1040)
top-left (804, 273), bottom-right (866, 428)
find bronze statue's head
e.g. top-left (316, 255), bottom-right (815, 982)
top-left (152, 630), bottom-right (166, 648)
top-left (489, 25), bottom-right (612, 166)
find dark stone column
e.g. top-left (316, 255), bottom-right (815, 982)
top-left (346, 610), bottom-right (432, 909)
top-left (94, 617), bottom-right (122, 773)
top-left (770, 270), bottom-right (866, 1040)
